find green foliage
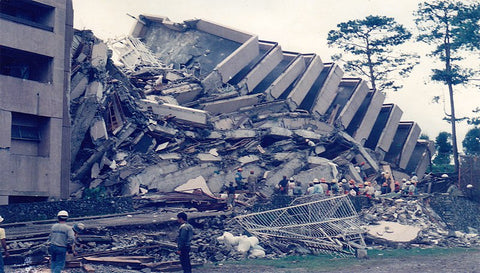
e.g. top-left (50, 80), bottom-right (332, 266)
top-left (415, 0), bottom-right (479, 86)
top-left (83, 186), bottom-right (106, 200)
top-left (463, 127), bottom-right (480, 155)
top-left (327, 15), bottom-right (419, 92)
top-left (419, 134), bottom-right (430, 140)
top-left (433, 131), bottom-right (453, 165)
top-left (468, 107), bottom-right (480, 126)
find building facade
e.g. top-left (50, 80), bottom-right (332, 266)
top-left (0, 0), bottom-right (73, 204)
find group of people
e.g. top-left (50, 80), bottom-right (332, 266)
top-left (225, 168), bottom-right (259, 210)
top-left (274, 171), bottom-right (420, 199)
top-left (0, 210), bottom-right (194, 273)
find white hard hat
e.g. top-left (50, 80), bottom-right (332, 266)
top-left (466, 184), bottom-right (473, 189)
top-left (73, 223), bottom-right (85, 233)
top-left (0, 216), bottom-right (3, 223)
top-left (57, 210), bottom-right (69, 217)
top-left (441, 174), bottom-right (449, 178)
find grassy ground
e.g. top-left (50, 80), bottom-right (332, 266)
top-left (217, 247), bottom-right (479, 272)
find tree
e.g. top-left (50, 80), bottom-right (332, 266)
top-left (327, 15), bottom-right (419, 92)
top-left (433, 131), bottom-right (453, 165)
top-left (414, 0), bottom-right (480, 174)
top-left (463, 127), bottom-right (480, 156)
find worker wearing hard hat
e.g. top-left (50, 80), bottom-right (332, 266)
top-left (48, 210), bottom-right (75, 273)
top-left (0, 216), bottom-right (9, 273)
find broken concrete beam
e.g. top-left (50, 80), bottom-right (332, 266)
top-left (206, 131), bottom-right (224, 139)
top-left (286, 55), bottom-right (324, 110)
top-left (201, 94), bottom-right (262, 114)
top-left (197, 153), bottom-right (222, 162)
top-left (138, 99), bottom-right (208, 126)
top-left (243, 43), bottom-right (283, 93)
top-left (165, 71), bottom-right (184, 82)
top-left (293, 129), bottom-right (322, 141)
top-left (238, 155), bottom-right (260, 165)
top-left (161, 83), bottom-right (202, 104)
top-left (315, 145), bottom-right (326, 155)
top-left (147, 124), bottom-right (178, 138)
top-left (158, 153), bottom-right (182, 160)
top-left (225, 129), bottom-right (256, 139)
top-left (85, 81), bottom-right (104, 102)
top-left (71, 140), bottom-right (114, 182)
top-left (338, 131), bottom-right (379, 172)
top-left (311, 63), bottom-right (344, 116)
top-left (266, 126), bottom-right (293, 138)
top-left (70, 73), bottom-right (88, 100)
top-left (91, 42), bottom-right (108, 71)
top-left (337, 79), bottom-right (369, 130)
top-left (90, 118), bottom-right (108, 143)
top-left (71, 96), bottom-right (100, 163)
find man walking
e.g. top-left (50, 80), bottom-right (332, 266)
top-left (48, 210), bottom-right (74, 273)
top-left (177, 212), bottom-right (193, 273)
top-left (0, 216), bottom-right (9, 273)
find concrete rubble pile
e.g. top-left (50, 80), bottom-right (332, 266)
top-left (69, 15), bottom-right (433, 203)
top-left (69, 30), bottom-right (370, 202)
top-left (361, 197), bottom-right (480, 249)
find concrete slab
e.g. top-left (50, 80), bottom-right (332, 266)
top-left (351, 90), bottom-right (386, 145)
top-left (267, 126), bottom-right (293, 138)
top-left (267, 52), bottom-right (305, 99)
top-left (286, 55), bottom-right (324, 110)
top-left (91, 42), bottom-right (108, 71)
top-left (138, 99), bottom-right (208, 126)
top-left (399, 122), bottom-right (421, 170)
top-left (293, 129), bottom-right (322, 141)
top-left (238, 155), bottom-right (260, 165)
top-left (202, 94), bottom-right (262, 114)
top-left (90, 118), bottom-right (108, 142)
top-left (225, 129), bottom-right (256, 139)
top-left (244, 42), bottom-right (283, 93)
top-left (197, 153), bottom-right (222, 162)
top-left (337, 79), bottom-right (369, 129)
top-left (311, 64), bottom-right (344, 116)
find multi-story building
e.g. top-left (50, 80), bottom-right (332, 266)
top-left (0, 0), bottom-right (73, 204)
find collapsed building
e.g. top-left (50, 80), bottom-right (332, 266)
top-left (68, 15), bottom-right (433, 200)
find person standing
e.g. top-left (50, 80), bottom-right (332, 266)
top-left (234, 168), bottom-right (244, 190)
top-left (48, 210), bottom-right (74, 273)
top-left (176, 212), bottom-right (193, 273)
top-left (278, 176), bottom-right (289, 195)
top-left (0, 216), bottom-right (9, 273)
top-left (226, 182), bottom-right (236, 210)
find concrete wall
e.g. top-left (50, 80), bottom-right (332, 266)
top-left (244, 43), bottom-right (283, 92)
top-left (268, 53), bottom-right (305, 99)
top-left (311, 64), bottom-right (344, 116)
top-left (196, 19), bottom-right (255, 43)
top-left (338, 80), bottom-right (369, 129)
top-left (286, 55), bottom-right (324, 110)
top-left (0, 0), bottom-right (72, 204)
top-left (353, 90), bottom-right (386, 144)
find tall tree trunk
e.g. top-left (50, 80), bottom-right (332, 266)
top-left (444, 20), bottom-right (460, 175)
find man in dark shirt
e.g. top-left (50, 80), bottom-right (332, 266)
top-left (177, 212), bottom-right (193, 273)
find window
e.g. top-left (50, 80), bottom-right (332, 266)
top-left (0, 0), bottom-right (54, 31)
top-left (0, 46), bottom-right (53, 83)
top-left (10, 112), bottom-right (49, 156)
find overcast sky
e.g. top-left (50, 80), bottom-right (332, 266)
top-left (72, 0), bottom-right (480, 151)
